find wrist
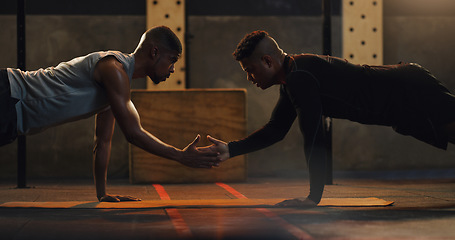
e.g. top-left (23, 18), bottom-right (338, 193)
top-left (97, 194), bottom-right (105, 201)
top-left (173, 148), bottom-right (184, 163)
top-left (95, 183), bottom-right (106, 201)
top-left (227, 142), bottom-right (236, 158)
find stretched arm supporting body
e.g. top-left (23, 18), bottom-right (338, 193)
top-left (93, 57), bottom-right (219, 201)
top-left (285, 71), bottom-right (327, 204)
top-left (213, 72), bottom-right (328, 207)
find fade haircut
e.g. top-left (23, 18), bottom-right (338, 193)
top-left (233, 30), bottom-right (269, 61)
top-left (145, 26), bottom-right (182, 54)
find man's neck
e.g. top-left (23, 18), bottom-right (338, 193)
top-left (277, 53), bottom-right (289, 84)
top-left (131, 52), bottom-right (147, 79)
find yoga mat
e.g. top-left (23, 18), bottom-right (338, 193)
top-left (0, 198), bottom-right (393, 209)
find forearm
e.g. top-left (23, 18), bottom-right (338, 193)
top-left (93, 140), bottom-right (111, 200)
top-left (285, 71), bottom-right (329, 204)
top-left (229, 85), bottom-right (297, 158)
top-left (128, 128), bottom-right (183, 162)
top-left (299, 115), bottom-right (327, 204)
top-left (305, 143), bottom-right (326, 204)
top-left (228, 124), bottom-right (289, 158)
top-left (300, 113), bottom-right (327, 204)
top-left (93, 138), bottom-right (141, 202)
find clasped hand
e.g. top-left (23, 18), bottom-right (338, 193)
top-left (98, 136), bottom-right (231, 202)
top-left (179, 135), bottom-right (230, 168)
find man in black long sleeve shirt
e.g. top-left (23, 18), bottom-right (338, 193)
top-left (207, 30), bottom-right (455, 207)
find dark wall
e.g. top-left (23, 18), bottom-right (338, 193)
top-left (0, 0), bottom-right (454, 180)
top-left (0, 0), bottom-right (339, 16)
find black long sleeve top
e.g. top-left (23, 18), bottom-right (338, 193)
top-left (228, 54), bottom-right (455, 204)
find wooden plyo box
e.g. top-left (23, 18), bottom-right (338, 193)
top-left (129, 89), bottom-right (247, 183)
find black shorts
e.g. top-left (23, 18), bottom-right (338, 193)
top-left (0, 69), bottom-right (18, 146)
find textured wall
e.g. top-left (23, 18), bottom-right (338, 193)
top-left (1, 0), bottom-right (455, 180)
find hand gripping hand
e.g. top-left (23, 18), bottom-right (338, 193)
top-left (179, 135), bottom-right (221, 168)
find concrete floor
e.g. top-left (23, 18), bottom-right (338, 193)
top-left (1, 175), bottom-right (455, 240)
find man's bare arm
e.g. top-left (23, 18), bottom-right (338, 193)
top-left (93, 108), bottom-right (141, 202)
top-left (94, 57), bottom-right (219, 167)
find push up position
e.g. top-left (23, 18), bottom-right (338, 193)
top-left (0, 26), bottom-right (220, 202)
top-left (207, 30), bottom-right (455, 207)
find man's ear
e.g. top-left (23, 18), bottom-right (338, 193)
top-left (150, 46), bottom-right (159, 59)
top-left (261, 55), bottom-right (273, 68)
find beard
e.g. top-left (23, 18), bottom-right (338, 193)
top-left (150, 73), bottom-right (169, 84)
top-left (151, 77), bottom-right (162, 84)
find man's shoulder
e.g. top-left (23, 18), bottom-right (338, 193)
top-left (291, 53), bottom-right (327, 66)
top-left (95, 56), bottom-right (126, 75)
top-left (96, 51), bottom-right (135, 80)
top-left (66, 51), bottom-right (123, 69)
top-left (292, 53), bottom-right (321, 61)
top-left (93, 54), bottom-right (129, 85)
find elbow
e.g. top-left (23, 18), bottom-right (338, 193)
top-left (125, 133), bottom-right (139, 146)
top-left (125, 134), bottom-right (135, 144)
top-left (123, 128), bottom-right (143, 146)
top-left (263, 131), bottom-right (287, 146)
top-left (267, 123), bottom-right (291, 143)
top-left (269, 128), bottom-right (287, 143)
top-left (276, 132), bottom-right (287, 142)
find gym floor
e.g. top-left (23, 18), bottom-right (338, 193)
top-left (1, 175), bottom-right (455, 240)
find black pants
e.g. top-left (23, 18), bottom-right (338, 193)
top-left (0, 69), bottom-right (18, 146)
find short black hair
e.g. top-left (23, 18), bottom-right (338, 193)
top-left (233, 30), bottom-right (269, 61)
top-left (149, 26), bottom-right (182, 54)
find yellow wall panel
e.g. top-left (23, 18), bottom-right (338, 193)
top-left (343, 0), bottom-right (383, 65)
top-left (146, 0), bottom-right (186, 89)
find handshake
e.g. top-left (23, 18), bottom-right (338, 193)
top-left (178, 135), bottom-right (230, 169)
